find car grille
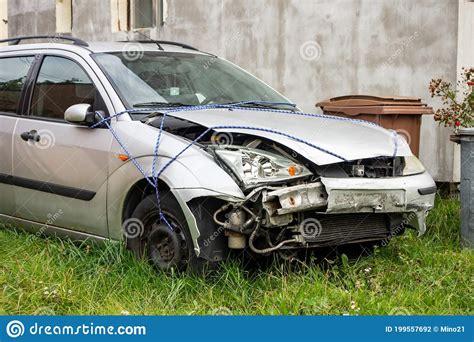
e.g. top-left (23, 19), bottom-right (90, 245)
top-left (317, 157), bottom-right (405, 178)
top-left (300, 213), bottom-right (390, 246)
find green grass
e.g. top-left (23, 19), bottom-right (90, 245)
top-left (0, 197), bottom-right (472, 315)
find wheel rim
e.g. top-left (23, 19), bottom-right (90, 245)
top-left (155, 234), bottom-right (175, 262)
top-left (143, 210), bottom-right (189, 270)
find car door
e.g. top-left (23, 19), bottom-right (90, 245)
top-left (11, 52), bottom-right (114, 237)
top-left (0, 55), bottom-right (35, 219)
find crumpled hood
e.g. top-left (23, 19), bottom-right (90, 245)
top-left (167, 108), bottom-right (412, 165)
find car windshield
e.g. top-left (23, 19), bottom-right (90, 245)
top-left (93, 51), bottom-right (292, 113)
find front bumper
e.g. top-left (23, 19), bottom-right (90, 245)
top-left (179, 172), bottom-right (436, 260)
top-left (263, 171), bottom-right (436, 235)
top-left (321, 172), bottom-right (436, 234)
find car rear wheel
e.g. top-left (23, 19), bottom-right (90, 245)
top-left (124, 192), bottom-right (208, 273)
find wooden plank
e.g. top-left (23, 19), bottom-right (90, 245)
top-left (111, 0), bottom-right (129, 32)
top-left (0, 0), bottom-right (7, 44)
top-left (56, 0), bottom-right (72, 33)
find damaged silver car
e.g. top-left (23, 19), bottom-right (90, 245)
top-left (0, 36), bottom-right (436, 272)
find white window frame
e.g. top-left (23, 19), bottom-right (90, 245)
top-left (0, 0), bottom-right (8, 42)
top-left (111, 0), bottom-right (129, 32)
top-left (56, 0), bottom-right (73, 33)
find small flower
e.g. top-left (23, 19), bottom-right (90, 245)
top-left (430, 68), bottom-right (473, 131)
top-left (364, 267), bottom-right (372, 273)
top-left (121, 310), bottom-right (130, 315)
top-left (349, 299), bottom-right (361, 311)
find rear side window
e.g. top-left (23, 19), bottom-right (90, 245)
top-left (0, 56), bottom-right (35, 114)
top-left (30, 56), bottom-right (97, 120)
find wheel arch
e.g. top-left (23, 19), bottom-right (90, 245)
top-left (121, 177), bottom-right (171, 223)
top-left (120, 179), bottom-right (230, 261)
top-left (106, 155), bottom-right (202, 241)
top-left (107, 155), bottom-right (244, 259)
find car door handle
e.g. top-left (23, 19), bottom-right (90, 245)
top-left (20, 130), bottom-right (41, 142)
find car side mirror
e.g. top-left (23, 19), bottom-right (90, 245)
top-left (65, 104), bottom-right (100, 127)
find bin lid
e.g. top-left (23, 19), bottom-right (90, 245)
top-left (316, 95), bottom-right (434, 116)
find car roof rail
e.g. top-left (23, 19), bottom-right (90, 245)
top-left (120, 40), bottom-right (199, 51)
top-left (0, 35), bottom-right (89, 47)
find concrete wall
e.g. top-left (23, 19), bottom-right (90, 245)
top-left (7, 0), bottom-right (463, 181)
top-left (8, 0), bottom-right (55, 35)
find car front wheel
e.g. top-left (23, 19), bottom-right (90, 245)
top-left (124, 192), bottom-right (208, 273)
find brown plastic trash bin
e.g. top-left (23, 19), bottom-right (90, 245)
top-left (316, 95), bottom-right (433, 157)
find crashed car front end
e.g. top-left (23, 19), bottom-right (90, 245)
top-left (146, 110), bottom-right (436, 259)
top-left (206, 146), bottom-right (435, 255)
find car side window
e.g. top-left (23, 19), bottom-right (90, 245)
top-left (0, 56), bottom-right (35, 114)
top-left (30, 56), bottom-right (101, 120)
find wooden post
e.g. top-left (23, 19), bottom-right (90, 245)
top-left (0, 0), bottom-right (8, 45)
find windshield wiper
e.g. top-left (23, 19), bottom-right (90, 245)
top-left (224, 101), bottom-right (297, 110)
top-left (132, 102), bottom-right (193, 108)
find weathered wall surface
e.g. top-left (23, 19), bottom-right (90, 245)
top-left (7, 0), bottom-right (462, 181)
top-left (8, 0), bottom-right (55, 36)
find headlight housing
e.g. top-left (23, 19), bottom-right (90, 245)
top-left (213, 146), bottom-right (312, 188)
top-left (403, 155), bottom-right (425, 176)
